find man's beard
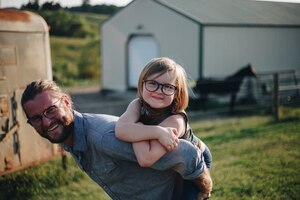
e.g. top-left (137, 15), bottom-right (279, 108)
top-left (43, 115), bottom-right (74, 143)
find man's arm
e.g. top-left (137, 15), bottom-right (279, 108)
top-left (101, 130), bottom-right (204, 180)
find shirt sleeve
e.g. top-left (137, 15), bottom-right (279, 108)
top-left (152, 139), bottom-right (204, 180)
top-left (101, 131), bottom-right (204, 180)
top-left (101, 130), bottom-right (138, 162)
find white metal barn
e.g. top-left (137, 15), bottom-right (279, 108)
top-left (101, 0), bottom-right (300, 91)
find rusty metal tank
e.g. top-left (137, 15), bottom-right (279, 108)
top-left (0, 9), bottom-right (64, 176)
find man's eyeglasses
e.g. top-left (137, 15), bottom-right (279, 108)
top-left (27, 97), bottom-right (63, 126)
top-left (143, 80), bottom-right (177, 96)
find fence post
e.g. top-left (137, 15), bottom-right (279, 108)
top-left (62, 154), bottom-right (68, 170)
top-left (273, 73), bottom-right (279, 121)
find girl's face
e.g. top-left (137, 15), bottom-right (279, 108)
top-left (142, 71), bottom-right (176, 109)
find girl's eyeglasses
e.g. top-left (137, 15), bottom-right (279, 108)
top-left (143, 80), bottom-right (177, 96)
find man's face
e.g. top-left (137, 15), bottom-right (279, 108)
top-left (23, 91), bottom-right (73, 143)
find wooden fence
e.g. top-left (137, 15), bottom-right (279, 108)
top-left (189, 69), bottom-right (300, 120)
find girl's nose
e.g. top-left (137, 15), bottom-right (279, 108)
top-left (156, 85), bottom-right (164, 94)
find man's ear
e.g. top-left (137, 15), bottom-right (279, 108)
top-left (62, 96), bottom-right (72, 108)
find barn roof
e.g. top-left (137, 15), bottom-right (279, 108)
top-left (154, 0), bottom-right (300, 26)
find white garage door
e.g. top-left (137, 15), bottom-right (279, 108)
top-left (128, 35), bottom-right (159, 88)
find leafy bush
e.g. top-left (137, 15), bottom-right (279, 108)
top-left (53, 61), bottom-right (78, 86)
top-left (78, 39), bottom-right (100, 79)
top-left (40, 10), bottom-right (95, 38)
top-left (50, 37), bottom-right (100, 87)
top-left (67, 4), bottom-right (120, 15)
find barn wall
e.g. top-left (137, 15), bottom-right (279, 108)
top-left (102, 0), bottom-right (200, 91)
top-left (203, 26), bottom-right (300, 77)
top-left (102, 22), bottom-right (127, 91)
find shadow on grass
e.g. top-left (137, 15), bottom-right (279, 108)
top-left (204, 126), bottom-right (263, 145)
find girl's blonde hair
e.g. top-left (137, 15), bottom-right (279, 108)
top-left (137, 57), bottom-right (189, 112)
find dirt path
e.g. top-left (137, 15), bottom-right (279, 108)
top-left (66, 86), bottom-right (136, 116)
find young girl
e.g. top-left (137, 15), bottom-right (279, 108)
top-left (115, 57), bottom-right (212, 199)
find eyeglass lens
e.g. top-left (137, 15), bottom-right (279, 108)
top-left (27, 98), bottom-right (62, 125)
top-left (144, 80), bottom-right (176, 95)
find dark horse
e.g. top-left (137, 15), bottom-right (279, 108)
top-left (193, 64), bottom-right (257, 113)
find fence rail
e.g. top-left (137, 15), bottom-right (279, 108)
top-left (279, 85), bottom-right (300, 91)
top-left (189, 69), bottom-right (300, 120)
top-left (271, 72), bottom-right (300, 121)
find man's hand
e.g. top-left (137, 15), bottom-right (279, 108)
top-left (193, 165), bottom-right (212, 200)
top-left (197, 192), bottom-right (211, 200)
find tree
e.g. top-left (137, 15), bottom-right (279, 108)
top-left (41, 2), bottom-right (62, 11)
top-left (32, 0), bottom-right (39, 5)
top-left (82, 0), bottom-right (90, 6)
top-left (21, 1), bottom-right (39, 11)
top-left (39, 10), bottom-right (95, 38)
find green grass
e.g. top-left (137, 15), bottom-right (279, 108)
top-left (0, 157), bottom-right (110, 200)
top-left (190, 107), bottom-right (300, 199)
top-left (50, 36), bottom-right (88, 63)
top-left (49, 12), bottom-right (107, 87)
top-left (1, 107), bottom-right (299, 199)
top-left (50, 36), bottom-right (100, 87)
top-left (72, 12), bottom-right (108, 28)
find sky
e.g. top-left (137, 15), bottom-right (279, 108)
top-left (1, 0), bottom-right (300, 9)
top-left (0, 0), bottom-right (133, 8)
top-left (256, 0), bottom-right (300, 2)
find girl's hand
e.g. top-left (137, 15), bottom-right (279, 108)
top-left (158, 127), bottom-right (179, 151)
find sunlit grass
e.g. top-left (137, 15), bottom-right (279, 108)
top-left (193, 109), bottom-right (300, 199)
top-left (1, 107), bottom-right (299, 199)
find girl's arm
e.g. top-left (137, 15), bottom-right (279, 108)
top-left (133, 114), bottom-right (187, 167)
top-left (115, 98), bottom-right (187, 167)
top-left (115, 98), bottom-right (178, 147)
top-left (132, 140), bottom-right (166, 167)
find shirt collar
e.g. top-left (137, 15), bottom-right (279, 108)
top-left (69, 111), bottom-right (87, 152)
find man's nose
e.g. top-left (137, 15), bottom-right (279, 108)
top-left (41, 115), bottom-right (52, 126)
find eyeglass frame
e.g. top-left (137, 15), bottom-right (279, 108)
top-left (27, 97), bottom-right (64, 126)
top-left (143, 80), bottom-right (177, 96)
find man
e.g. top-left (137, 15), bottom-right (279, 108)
top-left (21, 80), bottom-right (211, 200)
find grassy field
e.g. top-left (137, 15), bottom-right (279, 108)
top-left (192, 108), bottom-right (300, 199)
top-left (72, 12), bottom-right (108, 29)
top-left (50, 36), bottom-right (101, 87)
top-left (1, 106), bottom-right (299, 199)
top-left (50, 12), bottom-right (107, 87)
